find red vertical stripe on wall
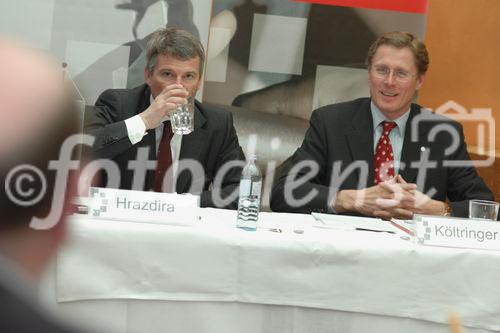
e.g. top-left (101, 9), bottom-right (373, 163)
top-left (291, 0), bottom-right (428, 14)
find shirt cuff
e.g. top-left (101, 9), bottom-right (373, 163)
top-left (327, 201), bottom-right (337, 214)
top-left (125, 115), bottom-right (146, 145)
top-left (327, 194), bottom-right (337, 214)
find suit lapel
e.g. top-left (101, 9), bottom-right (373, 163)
top-left (136, 84), bottom-right (152, 115)
top-left (176, 101), bottom-right (208, 192)
top-left (345, 99), bottom-right (375, 186)
top-left (399, 105), bottom-right (426, 184)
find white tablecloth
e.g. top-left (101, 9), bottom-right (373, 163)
top-left (41, 208), bottom-right (500, 333)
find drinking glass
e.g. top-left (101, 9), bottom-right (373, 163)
top-left (171, 97), bottom-right (194, 135)
top-left (469, 200), bottom-right (500, 221)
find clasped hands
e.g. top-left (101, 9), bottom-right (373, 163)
top-left (333, 175), bottom-right (446, 220)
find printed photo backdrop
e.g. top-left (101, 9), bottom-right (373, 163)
top-left (203, 0), bottom-right (428, 121)
top-left (0, 0), bottom-right (212, 105)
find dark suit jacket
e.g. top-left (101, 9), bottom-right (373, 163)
top-left (271, 98), bottom-right (494, 217)
top-left (0, 278), bottom-right (83, 333)
top-left (84, 84), bottom-right (245, 209)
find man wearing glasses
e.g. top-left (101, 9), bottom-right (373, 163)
top-left (271, 31), bottom-right (493, 219)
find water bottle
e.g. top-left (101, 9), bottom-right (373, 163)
top-left (236, 154), bottom-right (262, 231)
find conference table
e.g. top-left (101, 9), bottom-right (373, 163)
top-left (40, 208), bottom-right (500, 333)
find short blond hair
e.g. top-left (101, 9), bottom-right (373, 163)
top-left (366, 31), bottom-right (429, 74)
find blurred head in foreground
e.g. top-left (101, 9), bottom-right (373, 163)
top-left (0, 39), bottom-right (79, 281)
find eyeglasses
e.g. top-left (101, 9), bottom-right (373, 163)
top-left (371, 65), bottom-right (417, 83)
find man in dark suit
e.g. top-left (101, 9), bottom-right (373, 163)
top-left (85, 27), bottom-right (245, 209)
top-left (271, 31), bottom-right (494, 219)
top-left (0, 40), bottom-right (85, 332)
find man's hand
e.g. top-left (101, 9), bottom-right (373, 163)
top-left (332, 176), bottom-right (447, 220)
top-left (333, 179), bottom-right (416, 219)
top-left (393, 175), bottom-right (447, 216)
top-left (372, 179), bottom-right (416, 220)
top-left (139, 84), bottom-right (188, 129)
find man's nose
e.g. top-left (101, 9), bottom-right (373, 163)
top-left (384, 71), bottom-right (396, 84)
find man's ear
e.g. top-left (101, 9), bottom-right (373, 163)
top-left (144, 67), bottom-right (151, 87)
top-left (416, 73), bottom-right (426, 91)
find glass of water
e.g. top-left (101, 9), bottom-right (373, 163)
top-left (469, 200), bottom-right (500, 221)
top-left (171, 97), bottom-right (194, 135)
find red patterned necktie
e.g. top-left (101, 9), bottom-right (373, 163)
top-left (374, 121), bottom-right (397, 184)
top-left (153, 122), bottom-right (174, 192)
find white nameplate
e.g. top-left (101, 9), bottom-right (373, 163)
top-left (414, 215), bottom-right (500, 251)
top-left (86, 187), bottom-right (200, 226)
